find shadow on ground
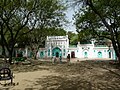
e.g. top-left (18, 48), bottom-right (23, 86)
top-left (24, 60), bottom-right (120, 90)
top-left (1, 59), bottom-right (120, 90)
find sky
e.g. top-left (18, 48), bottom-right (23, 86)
top-left (64, 7), bottom-right (77, 33)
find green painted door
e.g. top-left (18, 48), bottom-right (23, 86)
top-left (52, 47), bottom-right (61, 57)
top-left (30, 51), bottom-right (33, 58)
top-left (40, 51), bottom-right (44, 58)
top-left (98, 52), bottom-right (102, 58)
top-left (84, 52), bottom-right (88, 58)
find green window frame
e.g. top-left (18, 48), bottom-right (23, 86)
top-left (48, 49), bottom-right (50, 56)
top-left (64, 49), bottom-right (66, 52)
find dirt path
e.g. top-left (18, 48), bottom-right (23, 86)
top-left (0, 70), bottom-right (60, 90)
top-left (0, 60), bottom-right (120, 90)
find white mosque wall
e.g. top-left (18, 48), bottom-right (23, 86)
top-left (45, 35), bottom-right (69, 58)
top-left (94, 47), bottom-right (107, 58)
top-left (77, 44), bottom-right (95, 58)
top-left (72, 43), bottom-right (115, 59)
top-left (21, 35), bottom-right (116, 60)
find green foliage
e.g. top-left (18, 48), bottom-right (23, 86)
top-left (48, 28), bottom-right (67, 36)
top-left (35, 0), bottom-right (67, 28)
top-left (70, 35), bottom-right (78, 45)
top-left (73, 0), bottom-right (120, 58)
top-left (27, 28), bottom-right (66, 47)
top-left (74, 0), bottom-right (120, 41)
top-left (74, 8), bottom-right (97, 43)
top-left (67, 31), bottom-right (78, 45)
top-left (0, 0), bottom-right (67, 62)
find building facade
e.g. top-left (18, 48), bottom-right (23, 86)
top-left (37, 35), bottom-right (116, 60)
top-left (45, 35), bottom-right (69, 58)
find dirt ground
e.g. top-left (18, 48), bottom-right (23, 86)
top-left (0, 59), bottom-right (120, 90)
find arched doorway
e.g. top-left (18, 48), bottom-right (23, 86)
top-left (56, 52), bottom-right (59, 57)
top-left (98, 51), bottom-right (102, 58)
top-left (108, 50), bottom-right (111, 58)
top-left (40, 51), bottom-right (44, 58)
top-left (71, 51), bottom-right (75, 58)
top-left (84, 52), bottom-right (88, 58)
top-left (52, 47), bottom-right (61, 57)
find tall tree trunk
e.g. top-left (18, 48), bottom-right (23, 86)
top-left (8, 49), bottom-right (13, 64)
top-left (8, 44), bottom-right (14, 64)
top-left (34, 46), bottom-right (40, 60)
top-left (112, 39), bottom-right (119, 59)
top-left (2, 46), bottom-right (7, 63)
top-left (87, 0), bottom-right (120, 65)
top-left (1, 35), bottom-right (7, 63)
top-left (0, 22), bottom-right (7, 63)
top-left (34, 50), bottom-right (38, 60)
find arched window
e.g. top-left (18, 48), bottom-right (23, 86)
top-left (98, 51), bottom-right (102, 58)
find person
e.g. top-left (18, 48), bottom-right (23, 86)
top-left (59, 56), bottom-right (62, 64)
top-left (53, 56), bottom-right (56, 64)
top-left (67, 54), bottom-right (70, 64)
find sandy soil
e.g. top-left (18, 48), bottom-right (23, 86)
top-left (0, 59), bottom-right (120, 90)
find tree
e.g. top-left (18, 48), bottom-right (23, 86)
top-left (74, 7), bottom-right (102, 44)
top-left (67, 31), bottom-right (78, 45)
top-left (22, 27), bottom-right (66, 59)
top-left (22, 0), bottom-right (67, 59)
top-left (73, 0), bottom-right (120, 62)
top-left (0, 0), bottom-right (38, 64)
top-left (0, 0), bottom-right (67, 64)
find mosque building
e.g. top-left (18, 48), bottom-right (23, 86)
top-left (38, 35), bottom-right (116, 60)
top-left (0, 35), bottom-right (116, 60)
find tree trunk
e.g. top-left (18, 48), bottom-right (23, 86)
top-left (1, 45), bottom-right (7, 63)
top-left (1, 35), bottom-right (7, 63)
top-left (111, 39), bottom-right (120, 65)
top-left (8, 50), bottom-right (13, 64)
top-left (2, 47), bottom-right (7, 63)
top-left (34, 50), bottom-right (38, 60)
top-left (87, 0), bottom-right (120, 65)
top-left (8, 46), bottom-right (14, 64)
top-left (0, 23), bottom-right (7, 63)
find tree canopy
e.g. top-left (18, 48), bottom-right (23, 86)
top-left (72, 0), bottom-right (120, 61)
top-left (0, 0), bottom-right (67, 63)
